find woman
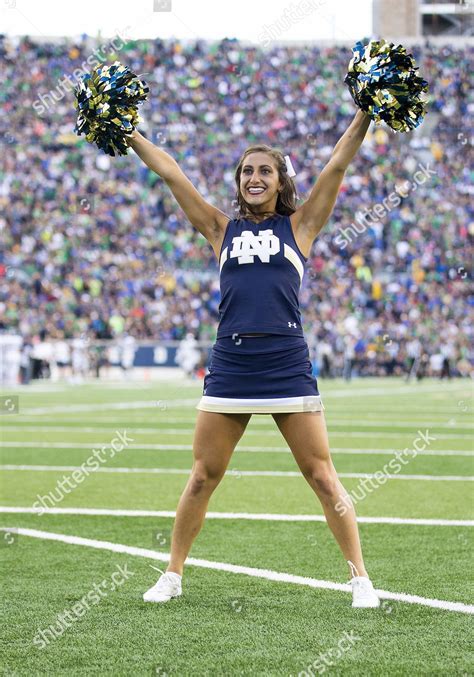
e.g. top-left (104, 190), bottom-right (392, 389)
top-left (129, 109), bottom-right (380, 608)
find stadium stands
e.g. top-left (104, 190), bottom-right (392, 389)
top-left (1, 36), bottom-right (472, 376)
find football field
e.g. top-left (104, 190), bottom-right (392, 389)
top-left (1, 377), bottom-right (473, 676)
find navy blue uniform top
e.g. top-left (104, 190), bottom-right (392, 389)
top-left (216, 214), bottom-right (307, 338)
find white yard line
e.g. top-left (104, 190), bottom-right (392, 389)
top-left (4, 386), bottom-right (69, 392)
top-left (14, 383), bottom-right (472, 415)
top-left (0, 526), bottom-right (472, 615)
top-left (1, 464), bottom-right (472, 482)
top-left (0, 506), bottom-right (472, 526)
top-left (18, 400), bottom-right (198, 415)
top-left (326, 432), bottom-right (472, 440)
top-left (331, 448), bottom-right (472, 457)
top-left (9, 412), bottom-right (473, 424)
top-left (3, 421), bottom-right (473, 430)
top-left (0, 441), bottom-right (472, 453)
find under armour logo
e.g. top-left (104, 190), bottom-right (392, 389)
top-left (230, 229), bottom-right (280, 264)
top-left (288, 322), bottom-right (297, 328)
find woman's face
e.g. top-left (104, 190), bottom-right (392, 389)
top-left (239, 152), bottom-right (282, 211)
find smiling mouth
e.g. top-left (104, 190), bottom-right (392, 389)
top-left (247, 187), bottom-right (266, 195)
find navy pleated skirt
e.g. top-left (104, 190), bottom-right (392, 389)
top-left (196, 334), bottom-right (324, 414)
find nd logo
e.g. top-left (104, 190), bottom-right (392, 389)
top-left (230, 229), bottom-right (280, 264)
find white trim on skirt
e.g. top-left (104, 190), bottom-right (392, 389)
top-left (196, 395), bottom-right (324, 414)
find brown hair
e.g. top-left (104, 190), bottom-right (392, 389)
top-left (234, 144), bottom-right (297, 219)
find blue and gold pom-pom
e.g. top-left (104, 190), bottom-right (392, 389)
top-left (74, 61), bottom-right (149, 156)
top-left (344, 39), bottom-right (429, 133)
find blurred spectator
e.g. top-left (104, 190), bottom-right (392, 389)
top-left (343, 335), bottom-right (356, 382)
top-left (405, 337), bottom-right (422, 381)
top-left (0, 36), bottom-right (472, 378)
top-left (53, 333), bottom-right (71, 380)
top-left (119, 333), bottom-right (137, 379)
top-left (317, 338), bottom-right (334, 379)
top-left (175, 332), bottom-right (201, 378)
top-left (440, 338), bottom-right (455, 380)
top-left (0, 334), bottom-right (22, 385)
top-left (71, 336), bottom-right (89, 382)
top-left (19, 338), bottom-right (33, 384)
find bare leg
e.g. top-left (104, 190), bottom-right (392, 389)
top-left (167, 411), bottom-right (251, 576)
top-left (273, 411), bottom-right (368, 578)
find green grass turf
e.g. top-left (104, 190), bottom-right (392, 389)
top-left (0, 377), bottom-right (473, 675)
top-left (1, 470), bottom-right (473, 519)
top-left (1, 447), bottom-right (472, 476)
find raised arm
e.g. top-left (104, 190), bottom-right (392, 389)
top-left (292, 110), bottom-right (371, 254)
top-left (128, 131), bottom-right (230, 256)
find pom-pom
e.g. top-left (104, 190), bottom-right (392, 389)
top-left (74, 61), bottom-right (149, 156)
top-left (344, 39), bottom-right (429, 133)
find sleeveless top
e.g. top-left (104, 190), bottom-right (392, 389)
top-left (216, 214), bottom-right (307, 339)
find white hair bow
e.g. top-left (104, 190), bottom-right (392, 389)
top-left (284, 155), bottom-right (297, 177)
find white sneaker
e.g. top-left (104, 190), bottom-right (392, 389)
top-left (351, 576), bottom-right (380, 608)
top-left (143, 567), bottom-right (182, 603)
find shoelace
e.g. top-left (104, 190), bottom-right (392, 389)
top-left (348, 561), bottom-right (373, 590)
top-left (347, 560), bottom-right (360, 580)
top-left (149, 564), bottom-right (180, 589)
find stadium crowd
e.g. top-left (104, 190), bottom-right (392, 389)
top-left (1, 34), bottom-right (472, 378)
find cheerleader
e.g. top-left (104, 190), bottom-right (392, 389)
top-left (130, 110), bottom-right (380, 608)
